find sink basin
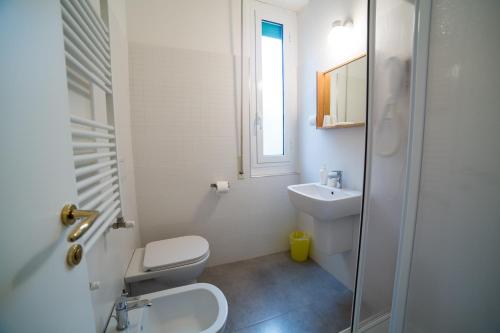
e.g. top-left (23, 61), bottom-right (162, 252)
top-left (287, 183), bottom-right (362, 221)
top-left (105, 283), bottom-right (228, 333)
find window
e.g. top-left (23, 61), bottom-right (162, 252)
top-left (249, 2), bottom-right (297, 176)
top-left (261, 21), bottom-right (284, 156)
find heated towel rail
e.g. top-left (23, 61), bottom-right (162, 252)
top-left (61, 0), bottom-right (124, 264)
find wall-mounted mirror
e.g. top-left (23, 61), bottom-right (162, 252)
top-left (316, 54), bottom-right (367, 129)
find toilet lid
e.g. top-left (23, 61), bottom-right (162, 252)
top-left (143, 235), bottom-right (209, 272)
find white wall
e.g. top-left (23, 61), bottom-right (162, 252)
top-left (126, 0), bottom-right (298, 266)
top-left (297, 0), bottom-right (367, 289)
top-left (85, 1), bottom-right (141, 331)
top-left (405, 1), bottom-right (500, 331)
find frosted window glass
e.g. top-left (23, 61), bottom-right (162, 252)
top-left (261, 21), bottom-right (284, 156)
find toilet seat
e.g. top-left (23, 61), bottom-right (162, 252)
top-left (124, 235), bottom-right (210, 289)
top-left (143, 235), bottom-right (209, 272)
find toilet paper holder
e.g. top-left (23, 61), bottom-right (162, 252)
top-left (210, 182), bottom-right (230, 190)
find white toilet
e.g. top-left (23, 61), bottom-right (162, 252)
top-left (125, 235), bottom-right (210, 295)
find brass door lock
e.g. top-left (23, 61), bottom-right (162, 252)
top-left (67, 244), bottom-right (83, 267)
top-left (60, 204), bottom-right (100, 267)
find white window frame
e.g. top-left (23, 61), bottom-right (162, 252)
top-left (248, 1), bottom-right (297, 177)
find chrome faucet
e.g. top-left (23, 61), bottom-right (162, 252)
top-left (114, 290), bottom-right (152, 331)
top-left (115, 291), bottom-right (129, 331)
top-left (332, 170), bottom-right (343, 189)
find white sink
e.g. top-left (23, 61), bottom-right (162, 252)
top-left (106, 283), bottom-right (228, 333)
top-left (288, 183), bottom-right (362, 221)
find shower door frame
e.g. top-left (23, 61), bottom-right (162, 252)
top-left (350, 0), bottom-right (432, 332)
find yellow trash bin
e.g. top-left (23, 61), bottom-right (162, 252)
top-left (289, 231), bottom-right (310, 262)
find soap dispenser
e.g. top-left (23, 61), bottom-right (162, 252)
top-left (320, 165), bottom-right (328, 185)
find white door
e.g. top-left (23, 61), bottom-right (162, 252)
top-left (0, 1), bottom-right (95, 332)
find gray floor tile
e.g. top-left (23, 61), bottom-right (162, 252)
top-left (199, 251), bottom-right (352, 333)
top-left (233, 306), bottom-right (327, 333)
top-left (310, 290), bottom-right (352, 331)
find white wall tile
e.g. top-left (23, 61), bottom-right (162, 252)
top-left (127, 0), bottom-right (299, 266)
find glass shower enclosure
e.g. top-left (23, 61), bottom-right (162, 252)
top-left (350, 0), bottom-right (419, 331)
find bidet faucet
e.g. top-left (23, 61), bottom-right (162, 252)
top-left (332, 170), bottom-right (343, 189)
top-left (114, 290), bottom-right (152, 331)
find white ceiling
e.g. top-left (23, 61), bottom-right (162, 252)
top-left (258, 0), bottom-right (310, 12)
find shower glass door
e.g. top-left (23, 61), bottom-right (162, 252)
top-left (352, 0), bottom-right (416, 330)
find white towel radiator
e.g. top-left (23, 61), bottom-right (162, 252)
top-left (61, 0), bottom-right (123, 255)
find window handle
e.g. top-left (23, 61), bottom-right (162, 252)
top-left (256, 113), bottom-right (263, 130)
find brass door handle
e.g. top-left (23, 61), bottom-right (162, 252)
top-left (61, 204), bottom-right (99, 242)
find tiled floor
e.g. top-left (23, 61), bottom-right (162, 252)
top-left (198, 252), bottom-right (353, 333)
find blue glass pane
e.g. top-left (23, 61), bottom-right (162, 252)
top-left (262, 21), bottom-right (283, 40)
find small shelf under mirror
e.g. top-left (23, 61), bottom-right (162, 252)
top-left (316, 54), bottom-right (367, 129)
top-left (320, 122), bottom-right (365, 129)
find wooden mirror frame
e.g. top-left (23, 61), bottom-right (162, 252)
top-left (316, 53), bottom-right (367, 129)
